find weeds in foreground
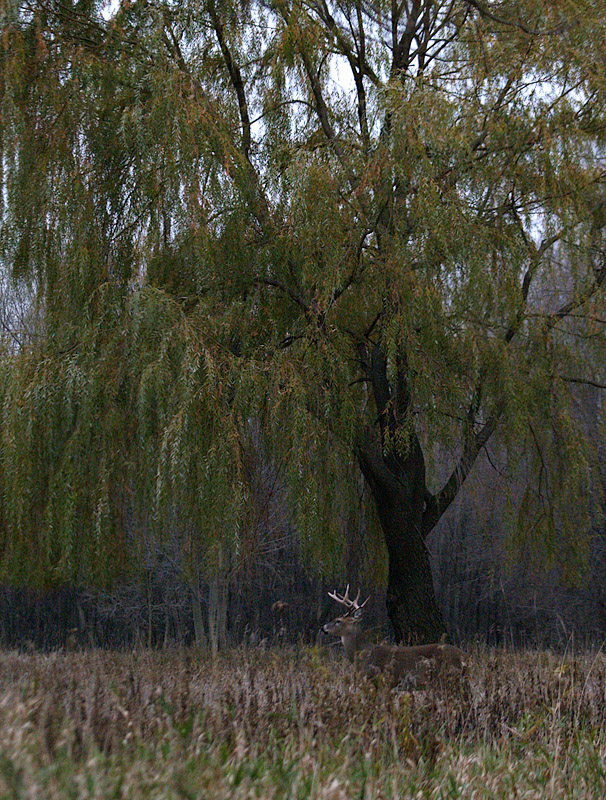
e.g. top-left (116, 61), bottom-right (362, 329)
top-left (0, 645), bottom-right (604, 798)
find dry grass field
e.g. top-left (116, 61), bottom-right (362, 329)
top-left (0, 644), bottom-right (605, 798)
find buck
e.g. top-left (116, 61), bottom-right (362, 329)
top-left (323, 586), bottom-right (467, 688)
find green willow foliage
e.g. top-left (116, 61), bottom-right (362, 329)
top-left (1, 0), bottom-right (606, 586)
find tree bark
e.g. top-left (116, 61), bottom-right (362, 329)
top-left (357, 345), bottom-right (446, 644)
top-left (357, 436), bottom-right (446, 644)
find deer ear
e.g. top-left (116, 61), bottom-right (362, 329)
top-left (353, 609), bottom-right (364, 620)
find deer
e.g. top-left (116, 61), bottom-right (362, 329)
top-left (322, 585), bottom-right (467, 688)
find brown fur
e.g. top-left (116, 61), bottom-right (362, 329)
top-left (323, 614), bottom-right (467, 688)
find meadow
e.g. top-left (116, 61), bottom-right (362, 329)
top-left (0, 644), bottom-right (605, 799)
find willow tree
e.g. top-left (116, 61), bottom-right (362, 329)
top-left (2, 0), bottom-right (606, 642)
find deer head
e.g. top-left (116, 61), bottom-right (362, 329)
top-left (322, 585), bottom-right (371, 661)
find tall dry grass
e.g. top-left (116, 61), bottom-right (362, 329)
top-left (0, 644), bottom-right (605, 798)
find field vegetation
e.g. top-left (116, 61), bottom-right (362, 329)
top-left (0, 645), bottom-right (605, 799)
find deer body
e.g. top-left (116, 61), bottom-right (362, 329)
top-left (323, 587), bottom-right (467, 688)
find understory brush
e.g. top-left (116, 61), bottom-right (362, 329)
top-left (0, 644), bottom-right (605, 798)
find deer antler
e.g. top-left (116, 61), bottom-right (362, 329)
top-left (328, 584), bottom-right (370, 612)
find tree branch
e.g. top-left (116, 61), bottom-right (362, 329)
top-left (557, 375), bottom-right (606, 390)
top-left (253, 277), bottom-right (311, 317)
top-left (160, 17), bottom-right (272, 231)
top-left (207, 0), bottom-right (252, 160)
top-left (463, 0), bottom-right (569, 36)
top-left (422, 401), bottom-right (503, 536)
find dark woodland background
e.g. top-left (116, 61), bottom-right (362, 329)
top-left (4, 419), bottom-right (606, 653)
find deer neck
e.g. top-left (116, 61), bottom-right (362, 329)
top-left (341, 627), bottom-right (371, 662)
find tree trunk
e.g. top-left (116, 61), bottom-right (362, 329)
top-left (191, 574), bottom-right (206, 647)
top-left (357, 345), bottom-right (446, 644)
top-left (357, 438), bottom-right (446, 644)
